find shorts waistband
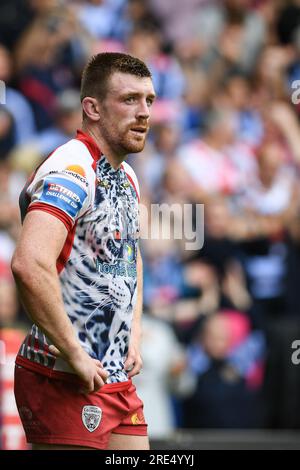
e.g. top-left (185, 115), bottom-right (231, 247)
top-left (99, 380), bottom-right (132, 393)
top-left (15, 355), bottom-right (132, 393)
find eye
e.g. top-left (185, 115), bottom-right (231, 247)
top-left (146, 98), bottom-right (154, 107)
top-left (125, 96), bottom-right (135, 104)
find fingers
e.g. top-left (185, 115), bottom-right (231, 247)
top-left (96, 364), bottom-right (109, 381)
top-left (79, 378), bottom-right (95, 395)
top-left (79, 375), bottom-right (104, 394)
top-left (127, 364), bottom-right (142, 378)
top-left (126, 359), bottom-right (143, 378)
top-left (80, 366), bottom-right (108, 394)
top-left (93, 359), bottom-right (104, 368)
top-left (93, 374), bottom-right (106, 392)
top-left (48, 345), bottom-right (62, 357)
top-left (124, 354), bottom-right (135, 372)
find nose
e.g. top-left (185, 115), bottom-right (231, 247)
top-left (136, 99), bottom-right (150, 120)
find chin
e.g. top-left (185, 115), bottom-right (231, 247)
top-left (124, 140), bottom-right (145, 154)
top-left (131, 144), bottom-right (145, 154)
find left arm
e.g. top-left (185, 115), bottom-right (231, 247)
top-left (124, 246), bottom-right (143, 378)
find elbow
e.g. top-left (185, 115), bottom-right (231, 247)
top-left (11, 250), bottom-right (55, 285)
top-left (11, 251), bottom-right (40, 285)
top-left (11, 252), bottom-right (28, 283)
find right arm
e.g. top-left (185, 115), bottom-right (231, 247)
top-left (11, 210), bottom-right (108, 393)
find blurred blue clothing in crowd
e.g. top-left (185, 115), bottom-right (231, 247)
top-left (143, 255), bottom-right (183, 308)
top-left (6, 88), bottom-right (35, 144)
top-left (77, 0), bottom-right (127, 39)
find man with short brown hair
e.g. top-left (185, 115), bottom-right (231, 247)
top-left (12, 52), bottom-right (156, 450)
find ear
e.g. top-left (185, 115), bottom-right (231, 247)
top-left (82, 97), bottom-right (101, 122)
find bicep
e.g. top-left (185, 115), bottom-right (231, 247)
top-left (15, 210), bottom-right (68, 266)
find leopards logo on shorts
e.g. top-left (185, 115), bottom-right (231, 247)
top-left (82, 405), bottom-right (102, 432)
top-left (131, 411), bottom-right (145, 425)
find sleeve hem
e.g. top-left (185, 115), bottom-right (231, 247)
top-left (27, 202), bottom-right (74, 232)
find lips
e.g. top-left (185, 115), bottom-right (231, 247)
top-left (130, 127), bottom-right (147, 133)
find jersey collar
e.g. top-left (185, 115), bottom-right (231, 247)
top-left (76, 129), bottom-right (102, 165)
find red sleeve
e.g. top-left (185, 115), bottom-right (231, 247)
top-left (27, 202), bottom-right (73, 232)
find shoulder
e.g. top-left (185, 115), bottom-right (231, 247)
top-left (26, 137), bottom-right (98, 208)
top-left (41, 139), bottom-right (95, 173)
top-left (32, 138), bottom-right (97, 189)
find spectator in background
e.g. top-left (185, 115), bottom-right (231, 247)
top-left (73, 0), bottom-right (126, 41)
top-left (133, 310), bottom-right (194, 439)
top-left (263, 315), bottom-right (300, 428)
top-left (266, 100), bottom-right (300, 167)
top-left (253, 45), bottom-right (294, 107)
top-left (276, 0), bottom-right (300, 47)
top-left (126, 26), bottom-right (186, 101)
top-left (0, 107), bottom-right (25, 277)
top-left (0, 44), bottom-right (35, 144)
top-left (240, 141), bottom-right (298, 217)
top-left (175, 252), bottom-right (252, 344)
top-left (141, 225), bottom-right (183, 311)
top-left (9, 89), bottom-right (82, 173)
top-left (0, 259), bottom-right (28, 449)
top-left (232, 140), bottom-right (300, 326)
top-left (131, 121), bottom-right (181, 202)
top-left (147, 0), bottom-right (209, 45)
top-left (0, 0), bottom-right (58, 50)
top-left (0, 152), bottom-right (24, 246)
top-left (176, 107), bottom-right (257, 202)
top-left (0, 259), bottom-right (18, 327)
top-left (179, 67), bottom-right (209, 142)
top-left (277, 0), bottom-right (300, 106)
top-left (224, 73), bottom-right (263, 146)
top-left (285, 196), bottom-right (300, 317)
top-left (191, 0), bottom-right (266, 74)
top-left (0, 108), bottom-right (16, 158)
top-left (112, 0), bottom-right (162, 43)
top-left (14, 6), bottom-right (89, 130)
top-left (183, 310), bottom-right (265, 428)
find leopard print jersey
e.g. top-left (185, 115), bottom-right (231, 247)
top-left (17, 131), bottom-right (140, 384)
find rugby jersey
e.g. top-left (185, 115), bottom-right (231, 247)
top-left (16, 130), bottom-right (140, 384)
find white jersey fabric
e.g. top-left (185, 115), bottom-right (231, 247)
top-left (16, 130), bottom-right (140, 384)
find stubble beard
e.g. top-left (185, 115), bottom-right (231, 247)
top-left (100, 117), bottom-right (147, 156)
top-left (111, 129), bottom-right (147, 156)
top-left (122, 132), bottom-right (146, 154)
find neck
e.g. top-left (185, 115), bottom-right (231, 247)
top-left (82, 122), bottom-right (125, 170)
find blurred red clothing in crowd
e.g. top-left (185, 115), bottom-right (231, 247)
top-left (1, 328), bottom-right (28, 450)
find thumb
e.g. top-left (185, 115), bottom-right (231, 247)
top-left (124, 355), bottom-right (134, 372)
top-left (48, 345), bottom-right (63, 357)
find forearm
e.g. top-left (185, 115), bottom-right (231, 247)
top-left (13, 259), bottom-right (81, 360)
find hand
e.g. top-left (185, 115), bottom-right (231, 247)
top-left (49, 345), bottom-right (109, 394)
top-left (124, 342), bottom-right (143, 379)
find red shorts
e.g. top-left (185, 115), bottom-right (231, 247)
top-left (14, 365), bottom-right (147, 449)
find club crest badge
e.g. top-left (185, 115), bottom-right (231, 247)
top-left (82, 405), bottom-right (102, 432)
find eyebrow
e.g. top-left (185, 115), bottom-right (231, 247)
top-left (121, 91), bottom-right (156, 100)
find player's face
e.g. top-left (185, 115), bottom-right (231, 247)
top-left (98, 72), bottom-right (155, 156)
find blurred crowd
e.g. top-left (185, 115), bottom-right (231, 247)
top-left (1, 0), bottom-right (300, 448)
